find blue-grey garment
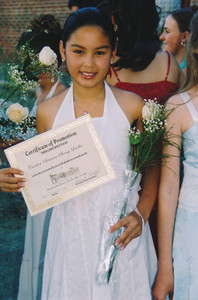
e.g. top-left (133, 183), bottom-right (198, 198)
top-left (180, 58), bottom-right (186, 70)
top-left (172, 92), bottom-right (198, 300)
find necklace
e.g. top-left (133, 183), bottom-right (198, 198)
top-left (74, 88), bottom-right (105, 115)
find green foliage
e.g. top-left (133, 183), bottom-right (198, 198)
top-left (128, 100), bottom-right (180, 174)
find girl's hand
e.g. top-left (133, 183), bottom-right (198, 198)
top-left (0, 168), bottom-right (26, 193)
top-left (109, 210), bottom-right (143, 250)
top-left (152, 269), bottom-right (174, 300)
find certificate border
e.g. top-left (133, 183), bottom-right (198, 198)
top-left (5, 114), bottom-right (116, 215)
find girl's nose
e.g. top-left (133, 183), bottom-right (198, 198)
top-left (160, 32), bottom-right (164, 41)
top-left (83, 54), bottom-right (94, 67)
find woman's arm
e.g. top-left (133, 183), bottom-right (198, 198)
top-left (153, 99), bottom-right (182, 300)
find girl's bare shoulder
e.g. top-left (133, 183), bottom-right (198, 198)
top-left (166, 92), bottom-right (195, 133)
top-left (155, 51), bottom-right (184, 84)
top-left (37, 88), bottom-right (68, 113)
top-left (36, 88), bottom-right (69, 132)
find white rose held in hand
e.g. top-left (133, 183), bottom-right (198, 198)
top-left (142, 100), bottom-right (160, 120)
top-left (39, 46), bottom-right (57, 66)
top-left (6, 103), bottom-right (29, 123)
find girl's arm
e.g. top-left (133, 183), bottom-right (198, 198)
top-left (153, 99), bottom-right (182, 300)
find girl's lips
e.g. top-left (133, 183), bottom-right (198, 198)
top-left (80, 71), bottom-right (97, 79)
top-left (162, 43), bottom-right (167, 49)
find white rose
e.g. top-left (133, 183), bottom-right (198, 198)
top-left (142, 100), bottom-right (160, 120)
top-left (6, 103), bottom-right (29, 123)
top-left (39, 46), bottom-right (57, 66)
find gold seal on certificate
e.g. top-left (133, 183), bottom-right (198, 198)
top-left (5, 114), bottom-right (116, 216)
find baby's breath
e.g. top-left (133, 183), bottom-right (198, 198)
top-left (128, 99), bottom-right (179, 173)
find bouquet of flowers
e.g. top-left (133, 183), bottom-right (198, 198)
top-left (0, 102), bottom-right (37, 146)
top-left (0, 45), bottom-right (61, 145)
top-left (96, 100), bottom-right (179, 283)
top-left (1, 45), bottom-right (61, 105)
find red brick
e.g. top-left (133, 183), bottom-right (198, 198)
top-left (0, 0), bottom-right (70, 56)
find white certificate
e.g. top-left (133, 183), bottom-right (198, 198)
top-left (5, 114), bottom-right (116, 216)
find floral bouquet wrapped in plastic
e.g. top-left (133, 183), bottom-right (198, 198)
top-left (96, 100), bottom-right (179, 283)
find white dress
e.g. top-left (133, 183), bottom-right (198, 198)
top-left (41, 82), bottom-right (157, 300)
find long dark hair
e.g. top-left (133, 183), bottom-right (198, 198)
top-left (108, 0), bottom-right (161, 71)
top-left (62, 7), bottom-right (116, 52)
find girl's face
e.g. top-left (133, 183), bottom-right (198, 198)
top-left (61, 26), bottom-right (115, 89)
top-left (160, 15), bottom-right (184, 56)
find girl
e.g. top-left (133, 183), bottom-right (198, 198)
top-left (160, 6), bottom-right (198, 72)
top-left (105, 0), bottom-right (183, 104)
top-left (153, 11), bottom-right (198, 300)
top-left (38, 8), bottom-right (157, 300)
top-left (102, 0), bottom-right (183, 254)
top-left (0, 14), bottom-right (67, 300)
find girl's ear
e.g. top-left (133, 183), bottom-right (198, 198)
top-left (59, 41), bottom-right (66, 61)
top-left (182, 31), bottom-right (190, 44)
top-left (111, 45), bottom-right (117, 62)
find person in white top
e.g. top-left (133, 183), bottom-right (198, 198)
top-left (36, 7), bottom-right (158, 300)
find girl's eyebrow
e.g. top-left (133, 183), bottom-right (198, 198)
top-left (70, 44), bottom-right (110, 50)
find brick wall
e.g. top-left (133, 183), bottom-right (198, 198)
top-left (0, 0), bottom-right (70, 56)
top-left (0, 0), bottom-right (197, 57)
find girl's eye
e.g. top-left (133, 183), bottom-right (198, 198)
top-left (74, 50), bottom-right (84, 54)
top-left (96, 51), bottom-right (105, 56)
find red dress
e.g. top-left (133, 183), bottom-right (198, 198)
top-left (110, 52), bottom-right (179, 104)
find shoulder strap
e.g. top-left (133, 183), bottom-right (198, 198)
top-left (110, 67), bottom-right (121, 83)
top-left (180, 92), bottom-right (198, 122)
top-left (165, 51), bottom-right (171, 81)
top-left (45, 79), bottom-right (60, 100)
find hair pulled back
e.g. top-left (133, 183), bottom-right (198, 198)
top-left (62, 7), bottom-right (115, 52)
top-left (182, 12), bottom-right (198, 91)
top-left (108, 0), bottom-right (161, 71)
top-left (17, 14), bottom-right (63, 66)
top-left (171, 5), bottom-right (198, 33)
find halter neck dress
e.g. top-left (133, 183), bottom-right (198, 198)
top-left (172, 92), bottom-right (198, 299)
top-left (41, 82), bottom-right (157, 300)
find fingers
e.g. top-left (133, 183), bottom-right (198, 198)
top-left (109, 211), bottom-right (142, 250)
top-left (0, 168), bottom-right (26, 193)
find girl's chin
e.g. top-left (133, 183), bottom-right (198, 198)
top-left (162, 44), bottom-right (168, 51)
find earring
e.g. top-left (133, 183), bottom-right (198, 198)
top-left (110, 61), bottom-right (114, 64)
top-left (114, 24), bottom-right (118, 32)
top-left (181, 41), bottom-right (186, 47)
top-left (62, 58), bottom-right (65, 62)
